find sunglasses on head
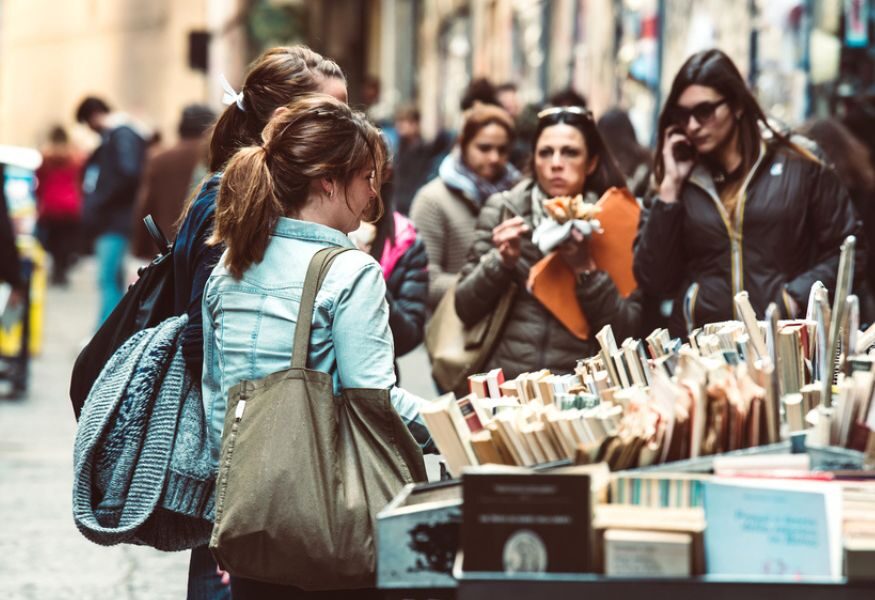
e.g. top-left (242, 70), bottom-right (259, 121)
top-left (537, 105), bottom-right (594, 125)
top-left (670, 98), bottom-right (728, 127)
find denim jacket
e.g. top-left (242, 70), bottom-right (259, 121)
top-left (202, 217), bottom-right (432, 463)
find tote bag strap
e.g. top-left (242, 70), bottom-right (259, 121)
top-left (291, 246), bottom-right (352, 369)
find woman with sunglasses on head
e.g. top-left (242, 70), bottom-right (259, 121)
top-left (454, 105), bottom-right (642, 380)
top-left (634, 49), bottom-right (862, 336)
top-left (410, 104), bottom-right (521, 311)
top-left (171, 46), bottom-right (348, 600)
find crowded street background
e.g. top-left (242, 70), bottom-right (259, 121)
top-left (1, 0), bottom-right (874, 598)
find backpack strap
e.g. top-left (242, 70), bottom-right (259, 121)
top-left (144, 215), bottom-right (172, 255)
top-left (291, 247), bottom-right (352, 369)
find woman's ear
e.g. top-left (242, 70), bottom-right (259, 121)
top-left (586, 155), bottom-right (599, 176)
top-left (272, 106), bottom-right (289, 119)
top-left (317, 177), bottom-right (334, 198)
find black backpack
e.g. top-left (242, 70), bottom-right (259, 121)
top-left (69, 216), bottom-right (175, 419)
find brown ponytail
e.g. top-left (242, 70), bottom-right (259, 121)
top-left (210, 95), bottom-right (387, 279)
top-left (209, 46), bottom-right (345, 172)
top-left (210, 146), bottom-right (283, 278)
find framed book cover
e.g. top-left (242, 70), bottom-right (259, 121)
top-left (462, 471), bottom-right (592, 574)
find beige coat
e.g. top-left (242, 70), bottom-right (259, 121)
top-left (409, 177), bottom-right (480, 309)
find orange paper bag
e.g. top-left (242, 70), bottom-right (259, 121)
top-left (528, 187), bottom-right (640, 340)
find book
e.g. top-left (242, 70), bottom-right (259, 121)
top-left (777, 325), bottom-right (805, 395)
top-left (703, 478), bottom-right (842, 578)
top-left (486, 368), bottom-right (505, 400)
top-left (420, 394), bottom-right (479, 477)
top-left (593, 504), bottom-right (706, 574)
top-left (376, 480), bottom-right (462, 589)
top-left (610, 473), bottom-right (707, 508)
top-left (469, 430), bottom-right (506, 466)
top-left (456, 393), bottom-right (485, 433)
top-left (734, 291), bottom-right (768, 360)
top-left (604, 529), bottom-right (692, 577)
top-left (461, 470), bottom-right (592, 573)
top-left (844, 538), bottom-right (875, 581)
top-left (596, 325), bottom-right (621, 388)
top-left (468, 373), bottom-right (490, 399)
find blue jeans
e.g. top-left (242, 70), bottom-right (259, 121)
top-left (94, 233), bottom-right (127, 326)
top-left (187, 545), bottom-right (230, 600)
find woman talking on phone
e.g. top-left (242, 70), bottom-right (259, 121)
top-left (634, 49), bottom-right (861, 336)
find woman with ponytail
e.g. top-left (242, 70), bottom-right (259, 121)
top-left (171, 46), bottom-right (347, 600)
top-left (202, 94), bottom-right (432, 599)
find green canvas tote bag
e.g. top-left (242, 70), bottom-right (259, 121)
top-left (209, 246), bottom-right (427, 590)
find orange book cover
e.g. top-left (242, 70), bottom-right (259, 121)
top-left (528, 187), bottom-right (640, 340)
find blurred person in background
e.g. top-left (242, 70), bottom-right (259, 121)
top-left (410, 104), bottom-right (521, 310)
top-left (800, 117), bottom-right (875, 322)
top-left (548, 87), bottom-right (588, 109)
top-left (130, 104), bottom-right (216, 259)
top-left (350, 167), bottom-right (428, 369)
top-left (496, 82), bottom-right (522, 119)
top-left (454, 106), bottom-right (641, 379)
top-left (35, 125), bottom-right (83, 286)
top-left (597, 108), bottom-right (652, 199)
top-left (390, 105), bottom-right (437, 215)
top-left (460, 77), bottom-right (501, 111)
top-left (172, 45), bottom-right (348, 600)
top-left (75, 96), bottom-right (148, 325)
top-left (634, 49), bottom-right (861, 337)
top-left (497, 82), bottom-right (532, 170)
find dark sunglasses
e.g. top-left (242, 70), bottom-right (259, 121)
top-left (537, 105), bottom-right (594, 125)
top-left (670, 98), bottom-right (728, 127)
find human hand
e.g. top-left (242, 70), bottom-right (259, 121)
top-left (659, 126), bottom-right (696, 203)
top-left (492, 216), bottom-right (530, 269)
top-left (557, 227), bottom-right (597, 275)
top-left (217, 565), bottom-right (231, 586)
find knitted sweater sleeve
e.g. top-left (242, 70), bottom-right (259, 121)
top-left (410, 185), bottom-right (457, 309)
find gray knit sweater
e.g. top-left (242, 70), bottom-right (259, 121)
top-left (409, 177), bottom-right (480, 310)
top-left (72, 314), bottom-right (214, 551)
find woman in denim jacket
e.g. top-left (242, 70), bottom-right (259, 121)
top-left (202, 94), bottom-right (433, 599)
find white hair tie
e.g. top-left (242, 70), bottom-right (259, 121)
top-left (220, 74), bottom-right (245, 112)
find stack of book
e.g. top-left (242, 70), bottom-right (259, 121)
top-left (422, 283), bottom-right (875, 476)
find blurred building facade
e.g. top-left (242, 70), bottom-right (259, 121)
top-left (305, 0), bottom-right (867, 143)
top-left (0, 0), bottom-right (247, 148)
top-left (0, 0), bottom-right (870, 149)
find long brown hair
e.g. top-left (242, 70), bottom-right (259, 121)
top-left (209, 95), bottom-right (386, 279)
top-left (209, 46), bottom-right (344, 172)
top-left (800, 118), bottom-right (875, 193)
top-left (654, 49), bottom-right (814, 185)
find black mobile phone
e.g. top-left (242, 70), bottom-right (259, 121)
top-left (672, 139), bottom-right (695, 163)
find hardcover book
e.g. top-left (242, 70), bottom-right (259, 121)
top-left (461, 470), bottom-right (592, 574)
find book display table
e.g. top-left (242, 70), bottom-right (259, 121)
top-left (454, 569), bottom-right (875, 600)
top-left (376, 442), bottom-right (874, 599)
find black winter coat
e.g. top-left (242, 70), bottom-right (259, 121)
top-left (386, 237), bottom-right (429, 357)
top-left (455, 179), bottom-right (642, 380)
top-left (634, 142), bottom-right (863, 337)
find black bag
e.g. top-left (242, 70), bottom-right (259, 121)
top-left (69, 216), bottom-right (176, 419)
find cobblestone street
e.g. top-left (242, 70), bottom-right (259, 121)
top-left (0, 259), bottom-right (190, 599)
top-left (0, 256), bottom-right (438, 599)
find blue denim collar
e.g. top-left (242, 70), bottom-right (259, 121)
top-left (272, 217), bottom-right (355, 249)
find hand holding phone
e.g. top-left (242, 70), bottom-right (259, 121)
top-left (660, 127), bottom-right (696, 203)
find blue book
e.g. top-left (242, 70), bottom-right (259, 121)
top-left (703, 479), bottom-right (842, 578)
